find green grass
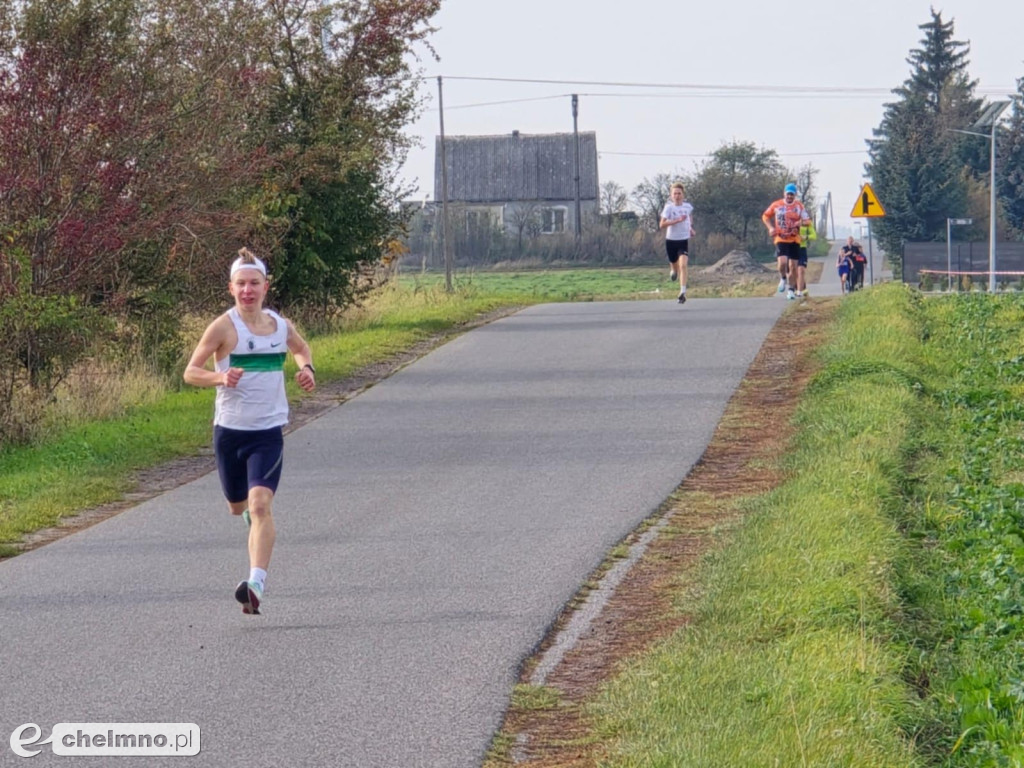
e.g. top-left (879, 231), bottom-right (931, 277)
top-left (398, 263), bottom-right (777, 301)
top-left (0, 284), bottom-right (528, 550)
top-left (510, 684), bottom-right (562, 712)
top-left (399, 265), bottom-right (671, 302)
top-left (892, 292), bottom-right (1024, 766)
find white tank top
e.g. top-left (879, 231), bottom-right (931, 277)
top-left (214, 308), bottom-right (289, 430)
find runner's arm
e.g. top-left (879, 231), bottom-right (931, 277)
top-left (286, 319), bottom-right (316, 392)
top-left (184, 316), bottom-right (236, 388)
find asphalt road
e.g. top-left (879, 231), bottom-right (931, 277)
top-left (0, 297), bottom-right (784, 767)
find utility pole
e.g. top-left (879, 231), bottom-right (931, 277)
top-left (826, 191), bottom-right (836, 240)
top-left (437, 76), bottom-right (453, 293)
top-left (572, 94), bottom-right (582, 241)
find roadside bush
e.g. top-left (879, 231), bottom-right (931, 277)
top-left (0, 294), bottom-right (111, 444)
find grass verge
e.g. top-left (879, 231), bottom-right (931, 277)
top-left (590, 290), bottom-right (923, 764)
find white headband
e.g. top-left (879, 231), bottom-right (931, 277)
top-left (230, 256), bottom-right (267, 279)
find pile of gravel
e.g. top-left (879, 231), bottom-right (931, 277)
top-left (701, 250), bottom-right (773, 275)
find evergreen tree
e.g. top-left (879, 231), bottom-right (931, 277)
top-left (866, 8), bottom-right (982, 266)
top-left (999, 74), bottom-right (1024, 238)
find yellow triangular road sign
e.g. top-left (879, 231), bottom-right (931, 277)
top-left (850, 183), bottom-right (886, 218)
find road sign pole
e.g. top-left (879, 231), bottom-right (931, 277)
top-left (867, 219), bottom-right (874, 286)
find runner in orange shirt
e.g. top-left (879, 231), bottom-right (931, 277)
top-left (762, 183), bottom-right (811, 300)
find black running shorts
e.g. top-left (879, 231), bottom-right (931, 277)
top-left (665, 238), bottom-right (689, 263)
top-left (775, 241), bottom-right (801, 261)
top-left (214, 425), bottom-right (284, 503)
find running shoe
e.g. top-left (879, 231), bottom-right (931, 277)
top-left (241, 509), bottom-right (251, 528)
top-left (677, 291), bottom-right (687, 305)
top-left (787, 289), bottom-right (796, 301)
top-left (778, 278), bottom-right (786, 293)
top-left (235, 580), bottom-right (263, 615)
top-left (669, 269), bottom-right (678, 281)
top-left (795, 290), bottom-right (804, 298)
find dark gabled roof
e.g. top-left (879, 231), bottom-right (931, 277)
top-left (434, 131), bottom-right (599, 203)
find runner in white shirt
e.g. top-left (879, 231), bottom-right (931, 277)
top-left (659, 182), bottom-right (696, 304)
top-left (184, 247), bottom-right (316, 616)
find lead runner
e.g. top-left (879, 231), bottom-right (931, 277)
top-left (183, 247), bottom-right (316, 615)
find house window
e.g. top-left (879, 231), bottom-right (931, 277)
top-left (466, 210), bottom-right (489, 233)
top-left (541, 207), bottom-right (567, 234)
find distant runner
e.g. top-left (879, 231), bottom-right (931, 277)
top-left (840, 236), bottom-right (866, 291)
top-left (852, 239), bottom-right (868, 290)
top-left (797, 215), bottom-right (817, 298)
top-left (762, 183), bottom-right (810, 301)
top-left (836, 244), bottom-right (853, 294)
top-left (659, 182), bottom-right (696, 305)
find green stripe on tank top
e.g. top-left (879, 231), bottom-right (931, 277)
top-left (228, 352), bottom-right (287, 371)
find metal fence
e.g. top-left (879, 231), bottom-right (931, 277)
top-left (902, 241), bottom-right (1024, 286)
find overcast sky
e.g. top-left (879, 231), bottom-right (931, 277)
top-left (399, 0), bottom-right (1023, 235)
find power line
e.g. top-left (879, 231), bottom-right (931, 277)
top-left (427, 91), bottom-right (889, 112)
top-left (580, 92), bottom-right (886, 100)
top-left (423, 82), bottom-right (1016, 112)
top-left (436, 74), bottom-right (892, 94)
top-left (431, 94), bottom-right (571, 112)
top-left (433, 74), bottom-right (1017, 97)
top-left (601, 150), bottom-right (868, 159)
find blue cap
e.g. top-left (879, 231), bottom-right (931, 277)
top-left (784, 183), bottom-right (798, 194)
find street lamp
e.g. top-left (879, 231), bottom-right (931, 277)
top-left (947, 217), bottom-right (972, 291)
top-left (950, 100), bottom-right (1011, 292)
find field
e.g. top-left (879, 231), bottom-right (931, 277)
top-left (397, 260), bottom-right (790, 301)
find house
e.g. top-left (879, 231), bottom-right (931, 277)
top-left (434, 130), bottom-right (599, 237)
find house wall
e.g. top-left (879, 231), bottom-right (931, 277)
top-left (500, 199), bottom-right (599, 234)
top-left (435, 132), bottom-right (600, 205)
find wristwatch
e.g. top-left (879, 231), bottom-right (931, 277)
top-left (302, 363), bottom-right (316, 374)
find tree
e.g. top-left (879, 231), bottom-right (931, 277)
top-left (246, 0), bottom-right (441, 317)
top-left (999, 73), bottom-right (1024, 238)
top-left (506, 201), bottom-right (541, 254)
top-left (685, 142), bottom-right (789, 248)
top-left (866, 8), bottom-right (982, 265)
top-left (0, 0), bottom-right (268, 387)
top-left (600, 181), bottom-right (628, 216)
top-left (794, 164), bottom-right (818, 215)
top-left (631, 173), bottom-right (676, 232)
